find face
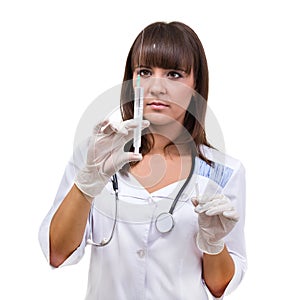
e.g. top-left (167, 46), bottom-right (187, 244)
top-left (133, 67), bottom-right (195, 127)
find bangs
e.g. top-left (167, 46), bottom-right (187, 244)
top-left (131, 23), bottom-right (193, 73)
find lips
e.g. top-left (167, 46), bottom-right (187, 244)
top-left (147, 100), bottom-right (170, 110)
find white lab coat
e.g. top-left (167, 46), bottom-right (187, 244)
top-left (39, 143), bottom-right (247, 300)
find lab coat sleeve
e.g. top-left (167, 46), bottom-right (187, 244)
top-left (38, 140), bottom-right (91, 268)
top-left (212, 161), bottom-right (247, 299)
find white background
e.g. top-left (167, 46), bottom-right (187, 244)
top-left (1, 0), bottom-right (299, 299)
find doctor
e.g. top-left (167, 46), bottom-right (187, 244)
top-left (39, 21), bottom-right (246, 299)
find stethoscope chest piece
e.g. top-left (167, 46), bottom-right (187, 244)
top-left (155, 212), bottom-right (175, 233)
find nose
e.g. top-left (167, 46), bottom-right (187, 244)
top-left (148, 77), bottom-right (167, 96)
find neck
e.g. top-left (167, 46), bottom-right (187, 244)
top-left (147, 122), bottom-right (191, 156)
top-left (147, 133), bottom-right (190, 157)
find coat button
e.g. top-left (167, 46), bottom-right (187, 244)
top-left (137, 249), bottom-right (146, 258)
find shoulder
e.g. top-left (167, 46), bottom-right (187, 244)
top-left (195, 145), bottom-right (245, 188)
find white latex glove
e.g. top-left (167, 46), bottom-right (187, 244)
top-left (192, 194), bottom-right (239, 255)
top-left (75, 118), bottom-right (150, 198)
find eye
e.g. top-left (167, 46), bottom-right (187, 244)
top-left (167, 71), bottom-right (183, 79)
top-left (137, 69), bottom-right (152, 78)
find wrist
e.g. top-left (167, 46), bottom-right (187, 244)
top-left (74, 167), bottom-right (109, 198)
top-left (196, 232), bottom-right (225, 255)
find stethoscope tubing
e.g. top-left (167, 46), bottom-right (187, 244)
top-left (155, 153), bottom-right (195, 233)
top-left (88, 152), bottom-right (196, 246)
top-left (87, 174), bottom-right (119, 247)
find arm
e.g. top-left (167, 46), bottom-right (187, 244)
top-left (202, 246), bottom-right (234, 298)
top-left (45, 119), bottom-right (150, 267)
top-left (192, 194), bottom-right (238, 298)
top-left (194, 161), bottom-right (247, 298)
top-left (49, 184), bottom-right (92, 267)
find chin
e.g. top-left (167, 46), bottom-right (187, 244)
top-left (144, 112), bottom-right (174, 126)
top-left (143, 113), bottom-right (186, 132)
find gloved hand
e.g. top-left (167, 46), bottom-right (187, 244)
top-left (75, 118), bottom-right (150, 198)
top-left (192, 194), bottom-right (239, 255)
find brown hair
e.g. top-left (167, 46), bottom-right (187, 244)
top-left (120, 21), bottom-right (212, 163)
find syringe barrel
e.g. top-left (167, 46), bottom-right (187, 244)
top-left (133, 86), bottom-right (144, 154)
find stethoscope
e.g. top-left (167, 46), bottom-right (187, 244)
top-left (87, 174), bottom-right (119, 247)
top-left (87, 154), bottom-right (195, 247)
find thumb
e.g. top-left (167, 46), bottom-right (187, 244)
top-left (114, 152), bottom-right (142, 170)
top-left (128, 152), bottom-right (143, 162)
top-left (191, 197), bottom-right (199, 207)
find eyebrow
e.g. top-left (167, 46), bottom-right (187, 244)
top-left (133, 65), bottom-right (151, 70)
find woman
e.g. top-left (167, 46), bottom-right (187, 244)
top-left (39, 21), bottom-right (246, 299)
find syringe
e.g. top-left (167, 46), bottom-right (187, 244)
top-left (133, 75), bottom-right (144, 154)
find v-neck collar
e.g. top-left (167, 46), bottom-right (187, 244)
top-left (118, 171), bottom-right (187, 199)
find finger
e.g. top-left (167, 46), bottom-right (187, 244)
top-left (104, 152), bottom-right (143, 176)
top-left (116, 120), bottom-right (149, 145)
top-left (205, 202), bottom-right (234, 216)
top-left (193, 197), bottom-right (212, 213)
top-left (191, 195), bottom-right (212, 208)
top-left (223, 210), bottom-right (239, 221)
top-left (194, 197), bottom-right (230, 214)
top-left (128, 152), bottom-right (143, 162)
top-left (115, 152), bottom-right (142, 169)
top-left (101, 122), bottom-right (123, 134)
top-left (97, 119), bottom-right (137, 136)
top-left (122, 119), bottom-right (150, 132)
top-left (93, 120), bottom-right (110, 134)
top-left (194, 203), bottom-right (209, 214)
top-left (193, 193), bottom-right (218, 206)
top-left (141, 119), bottom-right (151, 129)
top-left (93, 121), bottom-right (119, 135)
top-left (191, 197), bottom-right (199, 207)
top-left (108, 119), bottom-right (150, 136)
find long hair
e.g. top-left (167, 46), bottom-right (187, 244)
top-left (120, 21), bottom-right (212, 164)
